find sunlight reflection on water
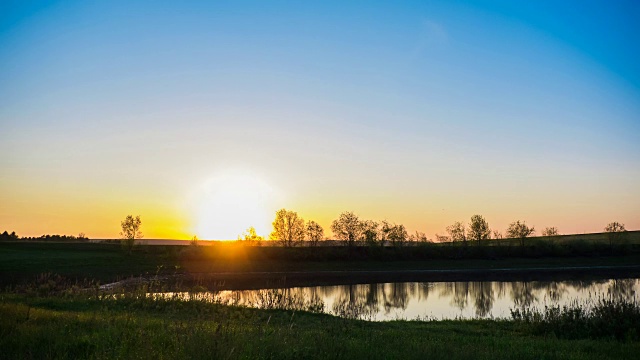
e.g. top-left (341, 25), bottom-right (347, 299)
top-left (154, 278), bottom-right (639, 321)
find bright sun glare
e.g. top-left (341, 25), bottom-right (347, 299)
top-left (194, 172), bottom-right (277, 240)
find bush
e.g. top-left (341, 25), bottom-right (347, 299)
top-left (511, 296), bottom-right (640, 341)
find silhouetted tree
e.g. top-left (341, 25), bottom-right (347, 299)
top-left (331, 211), bottom-right (362, 247)
top-left (0, 231), bottom-right (19, 241)
top-left (435, 233), bottom-right (451, 243)
top-left (305, 220), bottom-right (324, 246)
top-left (506, 220), bottom-right (535, 247)
top-left (446, 221), bottom-right (467, 245)
top-left (270, 209), bottom-right (305, 247)
top-left (360, 220), bottom-right (379, 246)
top-left (542, 227), bottom-right (559, 242)
top-left (410, 231), bottom-right (429, 243)
top-left (240, 226), bottom-right (264, 245)
top-left (120, 215), bottom-right (142, 254)
top-left (382, 221), bottom-right (408, 247)
top-left (604, 222), bottom-right (627, 248)
top-left (468, 215), bottom-right (490, 245)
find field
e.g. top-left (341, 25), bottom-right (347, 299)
top-left (2, 239), bottom-right (640, 287)
top-left (1, 237), bottom-right (639, 359)
top-left (2, 292), bottom-right (639, 360)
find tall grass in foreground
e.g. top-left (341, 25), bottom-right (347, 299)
top-left (511, 296), bottom-right (640, 341)
top-left (2, 276), bottom-right (640, 360)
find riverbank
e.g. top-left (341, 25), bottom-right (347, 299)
top-left (1, 293), bottom-right (638, 359)
top-left (2, 242), bottom-right (640, 287)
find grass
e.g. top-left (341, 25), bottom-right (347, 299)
top-left (2, 237), bottom-right (639, 359)
top-left (511, 296), bottom-right (640, 341)
top-left (2, 241), bottom-right (640, 287)
top-left (1, 292), bottom-right (639, 359)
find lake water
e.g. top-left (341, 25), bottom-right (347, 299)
top-left (160, 278), bottom-right (639, 321)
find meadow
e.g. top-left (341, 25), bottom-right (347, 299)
top-left (1, 288), bottom-right (639, 359)
top-left (2, 234), bottom-right (640, 287)
top-left (1, 234), bottom-right (639, 359)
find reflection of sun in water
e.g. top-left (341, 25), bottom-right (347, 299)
top-left (195, 172), bottom-right (277, 240)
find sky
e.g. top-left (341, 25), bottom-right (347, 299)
top-left (1, 0), bottom-right (639, 240)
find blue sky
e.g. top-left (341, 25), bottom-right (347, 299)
top-left (0, 0), bottom-right (638, 238)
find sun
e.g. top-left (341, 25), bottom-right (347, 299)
top-left (194, 172), bottom-right (277, 240)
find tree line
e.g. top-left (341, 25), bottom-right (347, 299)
top-left (0, 231), bottom-right (88, 242)
top-left (263, 209), bottom-right (630, 248)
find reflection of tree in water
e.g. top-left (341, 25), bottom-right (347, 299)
top-left (564, 279), bottom-right (605, 292)
top-left (364, 283), bottom-right (381, 308)
top-left (439, 282), bottom-right (470, 311)
top-left (471, 282), bottom-right (494, 317)
top-left (494, 282), bottom-right (507, 299)
top-left (510, 282), bottom-right (537, 308)
top-left (539, 282), bottom-right (567, 302)
top-left (330, 283), bottom-right (388, 320)
top-left (608, 279), bottom-right (637, 301)
top-left (417, 283), bottom-right (431, 302)
top-left (383, 282), bottom-right (410, 313)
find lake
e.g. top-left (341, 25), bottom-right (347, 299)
top-left (156, 278), bottom-right (639, 321)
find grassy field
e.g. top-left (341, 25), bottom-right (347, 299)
top-left (490, 230), bottom-right (640, 246)
top-left (1, 239), bottom-right (639, 359)
top-left (1, 293), bottom-right (639, 360)
top-left (2, 241), bottom-right (640, 287)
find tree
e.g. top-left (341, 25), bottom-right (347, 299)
top-left (506, 220), bottom-right (535, 247)
top-left (240, 226), bottom-right (264, 245)
top-left (604, 222), bottom-right (627, 248)
top-left (361, 220), bottom-right (380, 246)
top-left (468, 215), bottom-right (491, 245)
top-left (542, 227), bottom-right (559, 240)
top-left (383, 222), bottom-right (408, 247)
top-left (435, 233), bottom-right (451, 243)
top-left (446, 221), bottom-right (467, 245)
top-left (270, 209), bottom-right (305, 247)
top-left (410, 231), bottom-right (430, 243)
top-left (305, 220), bottom-right (324, 246)
top-left (331, 211), bottom-right (362, 247)
top-left (120, 215), bottom-right (142, 254)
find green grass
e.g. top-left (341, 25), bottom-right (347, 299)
top-left (2, 241), bottom-right (640, 287)
top-left (1, 293), bottom-right (638, 359)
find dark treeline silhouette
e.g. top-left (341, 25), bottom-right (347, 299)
top-left (178, 237), bottom-right (640, 263)
top-left (265, 209), bottom-right (633, 250)
top-left (0, 231), bottom-right (19, 241)
top-left (1, 231), bottom-right (89, 242)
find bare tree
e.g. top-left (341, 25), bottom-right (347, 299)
top-left (506, 220), bottom-right (535, 247)
top-left (270, 209), bottom-right (305, 247)
top-left (604, 222), bottom-right (627, 248)
top-left (468, 215), bottom-right (491, 245)
top-left (305, 220), bottom-right (324, 246)
top-left (446, 221), bottom-right (467, 245)
top-left (361, 220), bottom-right (380, 246)
top-left (240, 226), bottom-right (264, 245)
top-left (331, 211), bottom-right (362, 247)
top-left (542, 227), bottom-right (559, 242)
top-left (410, 231), bottom-right (430, 243)
top-left (384, 222), bottom-right (408, 247)
top-left (435, 233), bottom-right (451, 243)
top-left (120, 215), bottom-right (142, 254)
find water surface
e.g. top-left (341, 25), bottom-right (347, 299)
top-left (173, 278), bottom-right (639, 321)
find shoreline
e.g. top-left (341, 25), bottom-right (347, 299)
top-left (101, 264), bottom-right (640, 291)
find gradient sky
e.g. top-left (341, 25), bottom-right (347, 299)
top-left (1, 0), bottom-right (639, 239)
